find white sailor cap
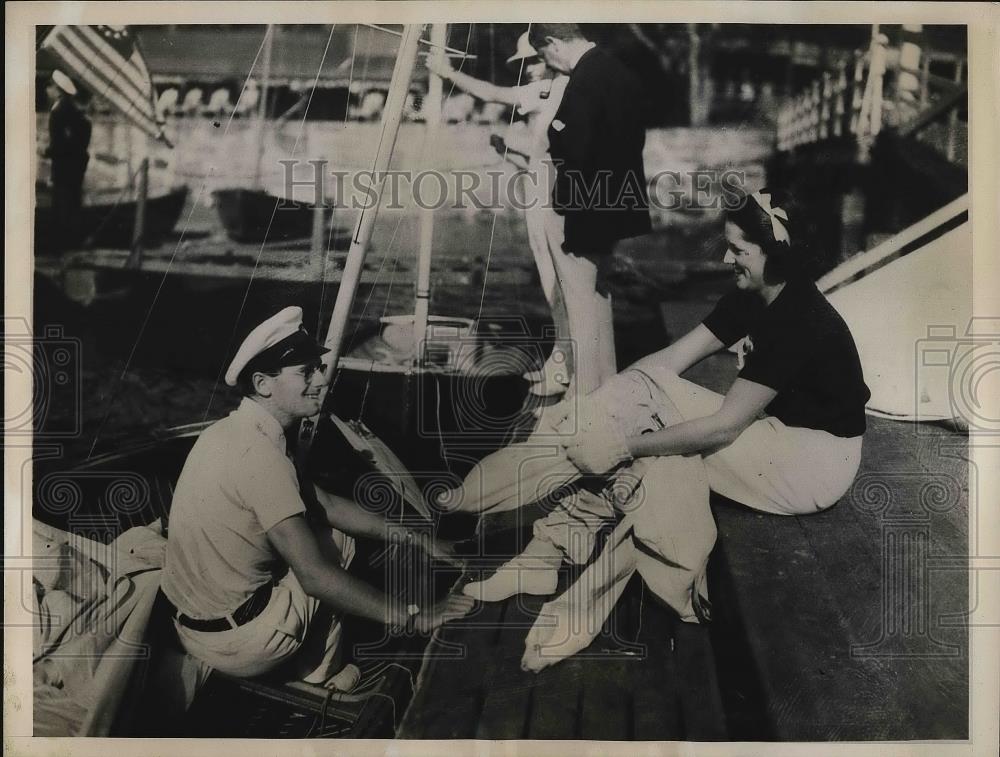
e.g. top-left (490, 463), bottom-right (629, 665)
top-left (506, 32), bottom-right (539, 65)
top-left (51, 70), bottom-right (78, 97)
top-left (225, 306), bottom-right (329, 387)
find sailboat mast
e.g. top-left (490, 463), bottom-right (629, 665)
top-left (297, 24), bottom-right (424, 456)
top-left (320, 24), bottom-right (424, 374)
top-left (252, 24), bottom-right (274, 189)
top-left (412, 23), bottom-right (447, 366)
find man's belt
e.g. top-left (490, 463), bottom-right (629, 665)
top-left (175, 580), bottom-right (274, 633)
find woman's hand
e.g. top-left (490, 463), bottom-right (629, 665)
top-left (562, 427), bottom-right (633, 475)
top-left (559, 402), bottom-right (633, 475)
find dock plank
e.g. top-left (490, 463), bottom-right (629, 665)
top-left (475, 594), bottom-right (547, 740)
top-left (671, 619), bottom-right (728, 740)
top-left (711, 501), bottom-right (891, 740)
top-left (578, 659), bottom-right (634, 740)
top-left (710, 415), bottom-right (969, 740)
top-left (396, 598), bottom-right (504, 739)
top-left (525, 657), bottom-right (585, 739)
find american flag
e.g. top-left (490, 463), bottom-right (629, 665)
top-left (41, 25), bottom-right (166, 142)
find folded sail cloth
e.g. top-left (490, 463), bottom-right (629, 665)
top-left (437, 365), bottom-right (863, 671)
top-left (519, 367), bottom-right (862, 671)
top-left (31, 520), bottom-right (207, 736)
top-left (446, 369), bottom-right (668, 514)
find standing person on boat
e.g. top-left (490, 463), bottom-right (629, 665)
top-left (425, 32), bottom-right (575, 398)
top-left (449, 191), bottom-right (869, 670)
top-left (162, 307), bottom-right (474, 685)
top-left (528, 23), bottom-right (652, 395)
top-left (42, 70), bottom-right (92, 252)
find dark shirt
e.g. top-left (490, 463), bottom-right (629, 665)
top-left (46, 96), bottom-right (91, 174)
top-left (547, 46), bottom-right (651, 253)
top-left (702, 279), bottom-right (871, 438)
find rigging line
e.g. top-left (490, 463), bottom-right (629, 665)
top-left (354, 223), bottom-right (406, 422)
top-left (434, 374), bottom-right (453, 475)
top-left (326, 27), bottom-right (408, 399)
top-left (75, 160), bottom-right (147, 246)
top-left (325, 30), bottom-right (415, 400)
top-left (86, 30), bottom-right (273, 458)
top-left (345, 211), bottom-right (406, 352)
top-left (343, 23), bottom-right (442, 252)
top-left (201, 25), bottom-right (337, 422)
top-left (352, 225), bottom-right (406, 421)
top-left (352, 23), bottom-right (475, 418)
top-left (329, 211), bottom-right (403, 405)
top-left (336, 23), bottom-right (471, 388)
top-left (316, 23), bottom-right (362, 337)
top-left (475, 23), bottom-right (532, 325)
top-left (359, 24), bottom-right (374, 99)
top-left (362, 23), bottom-right (478, 59)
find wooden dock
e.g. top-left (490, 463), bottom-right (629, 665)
top-left (395, 295), bottom-right (969, 741)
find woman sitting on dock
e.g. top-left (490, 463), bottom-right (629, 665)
top-left (444, 188), bottom-right (871, 669)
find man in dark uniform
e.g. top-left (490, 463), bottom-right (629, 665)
top-left (43, 70), bottom-right (92, 251)
top-left (528, 23), bottom-right (651, 391)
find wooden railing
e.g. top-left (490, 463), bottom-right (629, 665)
top-left (817, 193), bottom-right (968, 295)
top-left (777, 26), bottom-right (967, 162)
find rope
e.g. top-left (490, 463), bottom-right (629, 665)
top-left (363, 23), bottom-right (479, 59)
top-left (201, 24), bottom-right (338, 422)
top-left (86, 28), bottom-right (274, 458)
top-left (475, 23), bottom-right (532, 326)
top-left (316, 24), bottom-right (362, 337)
top-left (75, 160), bottom-right (147, 247)
top-left (337, 23), bottom-right (475, 424)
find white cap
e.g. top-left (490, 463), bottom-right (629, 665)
top-left (506, 32), bottom-right (538, 65)
top-left (224, 306), bottom-right (329, 387)
top-left (51, 70), bottom-right (78, 97)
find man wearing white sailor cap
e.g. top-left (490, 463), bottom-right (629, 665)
top-left (163, 307), bottom-right (473, 687)
top-left (43, 69), bottom-right (92, 252)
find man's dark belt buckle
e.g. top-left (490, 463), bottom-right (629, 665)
top-left (177, 581), bottom-right (273, 633)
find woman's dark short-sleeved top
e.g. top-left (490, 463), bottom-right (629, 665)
top-left (702, 279), bottom-right (870, 438)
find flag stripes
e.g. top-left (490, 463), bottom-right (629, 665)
top-left (42, 25), bottom-right (162, 140)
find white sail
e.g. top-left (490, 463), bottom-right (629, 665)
top-left (824, 197), bottom-right (971, 423)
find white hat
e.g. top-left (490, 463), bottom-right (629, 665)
top-left (51, 70), bottom-right (77, 96)
top-left (224, 306), bottom-right (329, 387)
top-left (506, 32), bottom-right (538, 65)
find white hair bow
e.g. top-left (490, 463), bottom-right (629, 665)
top-left (751, 191), bottom-right (791, 245)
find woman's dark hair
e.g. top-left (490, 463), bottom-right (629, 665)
top-left (724, 187), bottom-right (815, 284)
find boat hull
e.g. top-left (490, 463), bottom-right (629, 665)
top-left (330, 361), bottom-right (531, 474)
top-left (213, 187), bottom-right (335, 244)
top-left (34, 184), bottom-right (189, 252)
